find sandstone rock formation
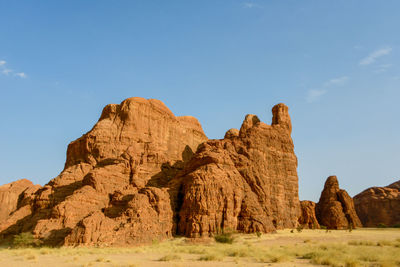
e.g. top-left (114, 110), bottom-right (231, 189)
top-left (178, 104), bottom-right (300, 237)
top-left (316, 176), bottom-right (362, 229)
top-left (0, 97), bottom-right (207, 246)
top-left (354, 180), bottom-right (400, 227)
top-left (0, 97), bottom-right (301, 246)
top-left (298, 201), bottom-right (320, 229)
top-left (0, 179), bottom-right (40, 224)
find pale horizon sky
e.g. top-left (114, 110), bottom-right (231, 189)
top-left (1, 1), bottom-right (399, 202)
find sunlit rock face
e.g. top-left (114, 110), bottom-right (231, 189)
top-left (178, 103), bottom-right (301, 237)
top-left (354, 180), bottom-right (400, 227)
top-left (0, 179), bottom-right (41, 228)
top-left (316, 176), bottom-right (362, 229)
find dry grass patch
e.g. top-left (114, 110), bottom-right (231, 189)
top-left (158, 253), bottom-right (181, 261)
top-left (25, 253), bottom-right (37, 260)
top-left (95, 256), bottom-right (107, 262)
top-left (198, 253), bottom-right (224, 261)
top-left (214, 232), bottom-right (235, 244)
top-left (0, 228), bottom-right (399, 266)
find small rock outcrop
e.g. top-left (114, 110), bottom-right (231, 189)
top-left (316, 176), bottom-right (362, 229)
top-left (0, 98), bottom-right (301, 246)
top-left (0, 179), bottom-right (40, 231)
top-left (354, 180), bottom-right (400, 227)
top-left (298, 201), bottom-right (320, 229)
top-left (0, 179), bottom-right (36, 221)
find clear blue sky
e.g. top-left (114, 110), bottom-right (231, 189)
top-left (1, 1), bottom-right (399, 201)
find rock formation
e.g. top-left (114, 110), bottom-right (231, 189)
top-left (354, 180), bottom-right (400, 227)
top-left (0, 179), bottom-right (40, 225)
top-left (0, 97), bottom-right (301, 246)
top-left (0, 97), bottom-right (207, 246)
top-left (315, 176), bottom-right (362, 229)
top-left (298, 201), bottom-right (320, 229)
top-left (177, 105), bottom-right (300, 237)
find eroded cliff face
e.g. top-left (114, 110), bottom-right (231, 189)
top-left (354, 180), bottom-right (400, 227)
top-left (177, 104), bottom-right (301, 237)
top-left (315, 176), bottom-right (362, 229)
top-left (0, 98), bottom-right (302, 246)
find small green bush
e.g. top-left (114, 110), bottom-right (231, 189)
top-left (214, 232), bottom-right (235, 244)
top-left (198, 254), bottom-right (223, 261)
top-left (320, 225), bottom-right (327, 230)
top-left (348, 240), bottom-right (375, 246)
top-left (377, 223), bottom-right (387, 228)
top-left (296, 224), bottom-right (303, 233)
top-left (392, 223), bottom-right (400, 228)
top-left (13, 232), bottom-right (40, 248)
top-left (158, 254), bottom-right (181, 261)
top-left (256, 231), bottom-right (262, 238)
top-left (348, 223), bottom-right (353, 232)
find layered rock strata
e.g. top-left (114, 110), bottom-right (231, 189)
top-left (315, 176), bottom-right (362, 229)
top-left (0, 97), bottom-right (301, 246)
top-left (354, 180), bottom-right (400, 227)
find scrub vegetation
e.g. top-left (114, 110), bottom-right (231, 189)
top-left (0, 228), bottom-right (399, 266)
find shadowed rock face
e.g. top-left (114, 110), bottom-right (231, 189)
top-left (354, 180), bottom-right (400, 227)
top-left (0, 98), bottom-right (301, 246)
top-left (316, 176), bottom-right (362, 229)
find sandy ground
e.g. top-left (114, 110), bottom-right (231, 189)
top-left (0, 228), bottom-right (399, 267)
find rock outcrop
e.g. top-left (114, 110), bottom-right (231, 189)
top-left (0, 97), bottom-right (207, 246)
top-left (298, 201), bottom-right (320, 229)
top-left (316, 176), bottom-right (362, 229)
top-left (178, 104), bottom-right (300, 237)
top-left (354, 180), bottom-right (400, 227)
top-left (0, 179), bottom-right (40, 224)
top-left (0, 97), bottom-right (301, 246)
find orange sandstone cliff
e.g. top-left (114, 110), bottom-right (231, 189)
top-left (0, 97), bottom-right (301, 246)
top-left (299, 176), bottom-right (362, 229)
top-left (354, 180), bottom-right (400, 227)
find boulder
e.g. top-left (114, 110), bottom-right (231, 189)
top-left (316, 176), bottom-right (362, 229)
top-left (354, 180), bottom-right (400, 227)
